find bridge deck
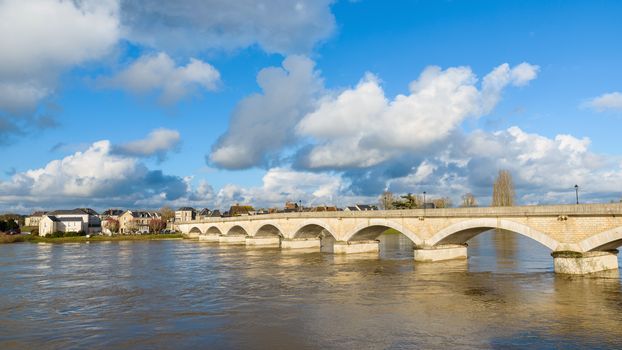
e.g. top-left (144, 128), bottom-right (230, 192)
top-left (179, 203), bottom-right (622, 224)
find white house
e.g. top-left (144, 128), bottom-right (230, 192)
top-left (25, 211), bottom-right (47, 227)
top-left (175, 207), bottom-right (196, 222)
top-left (38, 208), bottom-right (101, 236)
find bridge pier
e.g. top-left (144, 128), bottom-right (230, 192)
top-left (334, 240), bottom-right (380, 254)
top-left (281, 238), bottom-right (321, 250)
top-left (198, 233), bottom-right (221, 242)
top-left (553, 250), bottom-right (619, 274)
top-left (246, 236), bottom-right (280, 246)
top-left (413, 244), bottom-right (468, 262)
top-left (218, 235), bottom-right (247, 245)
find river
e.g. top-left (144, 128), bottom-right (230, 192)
top-left (1, 232), bottom-right (622, 349)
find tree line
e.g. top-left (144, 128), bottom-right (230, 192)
top-left (379, 169), bottom-right (516, 209)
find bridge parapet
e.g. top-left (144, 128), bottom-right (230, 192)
top-left (178, 203), bottom-right (622, 225)
top-left (177, 204), bottom-right (622, 275)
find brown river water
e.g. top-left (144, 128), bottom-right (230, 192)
top-left (1, 232), bottom-right (622, 349)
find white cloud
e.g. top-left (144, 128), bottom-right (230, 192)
top-left (101, 52), bottom-right (220, 104)
top-left (0, 139), bottom-right (187, 210)
top-left (0, 82), bottom-right (51, 116)
top-left (463, 127), bottom-right (605, 191)
top-left (209, 55), bottom-right (323, 169)
top-left (0, 0), bottom-right (120, 141)
top-left (386, 126), bottom-right (621, 205)
top-left (583, 92), bottom-right (622, 112)
top-left (114, 128), bottom-right (181, 160)
top-left (296, 63), bottom-right (539, 169)
top-left (120, 0), bottom-right (335, 54)
top-left (0, 0), bottom-right (119, 113)
top-left (0, 0), bottom-right (339, 141)
top-left (211, 167), bottom-right (350, 209)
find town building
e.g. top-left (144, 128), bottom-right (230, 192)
top-left (196, 208), bottom-right (212, 220)
top-left (38, 208), bottom-right (101, 236)
top-left (309, 205), bottom-right (339, 212)
top-left (119, 210), bottom-right (162, 234)
top-left (100, 209), bottom-right (124, 219)
top-left (284, 201), bottom-right (301, 212)
top-left (25, 211), bottom-right (47, 227)
top-left (100, 209), bottom-right (124, 235)
top-left (228, 204), bottom-right (255, 216)
top-left (175, 207), bottom-right (196, 222)
top-left (344, 204), bottom-right (378, 211)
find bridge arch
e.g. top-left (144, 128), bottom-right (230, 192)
top-left (254, 223), bottom-right (284, 238)
top-left (189, 227), bottom-right (202, 234)
top-left (293, 220), bottom-right (337, 240)
top-left (426, 218), bottom-right (560, 250)
top-left (226, 225), bottom-right (249, 236)
top-left (205, 226), bottom-right (223, 235)
top-left (344, 219), bottom-right (424, 245)
top-left (578, 226), bottom-right (622, 252)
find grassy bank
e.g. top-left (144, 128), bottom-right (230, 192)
top-left (1, 233), bottom-right (185, 244)
top-left (0, 234), bottom-right (31, 243)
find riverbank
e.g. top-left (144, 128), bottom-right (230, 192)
top-left (0, 233), bottom-right (185, 244)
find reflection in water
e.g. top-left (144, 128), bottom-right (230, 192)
top-left (1, 232), bottom-right (622, 349)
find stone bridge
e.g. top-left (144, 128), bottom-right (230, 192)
top-left (177, 204), bottom-right (622, 274)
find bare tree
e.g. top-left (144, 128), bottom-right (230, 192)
top-left (379, 191), bottom-right (394, 210)
top-left (105, 218), bottom-right (120, 234)
top-left (461, 193), bottom-right (478, 207)
top-left (492, 170), bottom-right (515, 207)
top-left (432, 197), bottom-right (452, 208)
top-left (149, 218), bottom-right (167, 233)
top-left (159, 206), bottom-right (175, 222)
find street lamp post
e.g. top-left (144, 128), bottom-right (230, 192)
top-left (423, 191), bottom-right (427, 215)
top-left (574, 184), bottom-right (579, 205)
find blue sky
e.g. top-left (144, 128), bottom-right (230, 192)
top-left (1, 0), bottom-right (621, 213)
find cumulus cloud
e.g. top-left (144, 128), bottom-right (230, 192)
top-left (583, 92), bottom-right (622, 112)
top-left (114, 128), bottom-right (181, 160)
top-left (120, 0), bottom-right (335, 54)
top-left (209, 55), bottom-right (324, 169)
top-left (211, 167), bottom-right (350, 209)
top-left (0, 0), bottom-right (119, 137)
top-left (0, 0), bottom-right (119, 111)
top-left (296, 63), bottom-right (539, 169)
top-left (0, 0), bottom-right (338, 142)
top-left (101, 52), bottom-right (220, 104)
top-left (0, 139), bottom-right (187, 210)
top-left (384, 126), bottom-right (622, 205)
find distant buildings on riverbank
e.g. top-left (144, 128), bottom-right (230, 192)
top-left (23, 202), bottom-right (378, 236)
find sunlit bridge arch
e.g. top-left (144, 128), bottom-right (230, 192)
top-left (206, 226), bottom-right (222, 235)
top-left (578, 226), bottom-right (622, 252)
top-left (189, 227), bottom-right (202, 235)
top-left (254, 224), bottom-right (284, 238)
top-left (344, 220), bottom-right (424, 246)
top-left (427, 218), bottom-right (560, 250)
top-left (293, 221), bottom-right (336, 240)
top-left (226, 225), bottom-right (249, 236)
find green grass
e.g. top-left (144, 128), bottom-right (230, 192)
top-left (1, 233), bottom-right (185, 244)
top-left (0, 234), bottom-right (30, 243)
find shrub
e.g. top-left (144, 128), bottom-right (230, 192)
top-left (45, 231), bottom-right (87, 238)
